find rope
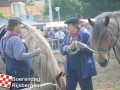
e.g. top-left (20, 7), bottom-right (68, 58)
top-left (67, 41), bottom-right (80, 54)
top-left (39, 51), bottom-right (61, 90)
top-left (67, 41), bottom-right (96, 55)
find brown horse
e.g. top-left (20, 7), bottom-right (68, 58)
top-left (88, 11), bottom-right (120, 67)
top-left (0, 24), bottom-right (66, 90)
top-left (55, 72), bottom-right (66, 90)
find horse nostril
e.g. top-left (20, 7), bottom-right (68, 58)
top-left (105, 59), bottom-right (108, 64)
top-left (98, 59), bottom-right (108, 67)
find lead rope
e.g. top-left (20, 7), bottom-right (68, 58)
top-left (38, 52), bottom-right (60, 90)
top-left (67, 41), bottom-right (80, 54)
top-left (67, 41), bottom-right (96, 55)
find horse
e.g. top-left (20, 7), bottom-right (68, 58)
top-left (0, 24), bottom-right (66, 90)
top-left (88, 11), bottom-right (120, 67)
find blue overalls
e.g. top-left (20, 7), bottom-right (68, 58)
top-left (2, 34), bottom-right (30, 90)
top-left (60, 30), bottom-right (97, 90)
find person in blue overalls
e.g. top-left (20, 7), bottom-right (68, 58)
top-left (0, 17), bottom-right (41, 90)
top-left (60, 17), bottom-right (97, 90)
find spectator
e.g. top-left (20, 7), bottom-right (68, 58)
top-left (48, 29), bottom-right (55, 39)
top-left (43, 30), bottom-right (49, 38)
top-left (62, 27), bottom-right (69, 37)
top-left (55, 28), bottom-right (65, 47)
top-left (81, 25), bottom-right (89, 33)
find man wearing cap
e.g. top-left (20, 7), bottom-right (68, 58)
top-left (0, 17), bottom-right (40, 90)
top-left (60, 17), bottom-right (97, 90)
top-left (55, 28), bottom-right (65, 47)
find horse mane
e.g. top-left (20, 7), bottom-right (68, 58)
top-left (91, 11), bottom-right (120, 49)
top-left (20, 24), bottom-right (61, 85)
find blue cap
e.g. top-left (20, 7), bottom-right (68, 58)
top-left (8, 17), bottom-right (22, 26)
top-left (64, 17), bottom-right (79, 24)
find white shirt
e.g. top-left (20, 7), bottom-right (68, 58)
top-left (55, 31), bottom-right (65, 39)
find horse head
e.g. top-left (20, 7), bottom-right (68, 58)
top-left (88, 16), bottom-right (113, 67)
top-left (55, 72), bottom-right (66, 90)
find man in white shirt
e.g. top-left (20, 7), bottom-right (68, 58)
top-left (55, 28), bottom-right (65, 47)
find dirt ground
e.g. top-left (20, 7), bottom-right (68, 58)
top-left (54, 51), bottom-right (120, 90)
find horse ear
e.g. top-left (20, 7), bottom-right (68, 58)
top-left (104, 16), bottom-right (109, 27)
top-left (55, 72), bottom-right (63, 80)
top-left (88, 18), bottom-right (94, 27)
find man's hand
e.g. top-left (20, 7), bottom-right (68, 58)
top-left (35, 48), bottom-right (41, 55)
top-left (77, 42), bottom-right (84, 48)
top-left (68, 42), bottom-right (76, 50)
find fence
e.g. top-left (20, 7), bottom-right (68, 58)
top-left (46, 38), bottom-right (60, 50)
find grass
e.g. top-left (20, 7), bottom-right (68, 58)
top-left (52, 49), bottom-right (60, 54)
top-left (114, 88), bottom-right (120, 90)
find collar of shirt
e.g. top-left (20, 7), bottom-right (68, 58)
top-left (70, 30), bottom-right (80, 37)
top-left (68, 30), bottom-right (80, 45)
top-left (6, 30), bottom-right (18, 35)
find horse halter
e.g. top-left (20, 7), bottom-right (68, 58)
top-left (97, 16), bottom-right (120, 64)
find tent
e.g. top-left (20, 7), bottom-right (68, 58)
top-left (0, 17), bottom-right (7, 28)
top-left (19, 16), bottom-right (46, 28)
top-left (79, 19), bottom-right (95, 24)
top-left (46, 21), bottom-right (67, 28)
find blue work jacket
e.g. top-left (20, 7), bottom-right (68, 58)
top-left (60, 30), bottom-right (97, 79)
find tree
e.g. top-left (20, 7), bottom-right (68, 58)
top-left (43, 0), bottom-right (82, 21)
top-left (27, 0), bottom-right (35, 5)
top-left (81, 0), bottom-right (120, 18)
top-left (43, 0), bottom-right (120, 20)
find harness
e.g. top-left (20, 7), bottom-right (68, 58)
top-left (113, 16), bottom-right (120, 64)
top-left (97, 16), bottom-right (120, 64)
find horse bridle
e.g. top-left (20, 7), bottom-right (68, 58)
top-left (97, 16), bottom-right (120, 64)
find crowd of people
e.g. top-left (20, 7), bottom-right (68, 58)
top-left (37, 25), bottom-right (89, 50)
top-left (38, 27), bottom-right (68, 49)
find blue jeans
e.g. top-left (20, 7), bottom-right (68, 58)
top-left (58, 39), bottom-right (64, 47)
top-left (66, 68), bottom-right (93, 90)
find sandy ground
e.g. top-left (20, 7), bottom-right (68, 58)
top-left (54, 51), bottom-right (120, 90)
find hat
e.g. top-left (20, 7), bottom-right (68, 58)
top-left (8, 17), bottom-right (22, 26)
top-left (64, 17), bottom-right (79, 24)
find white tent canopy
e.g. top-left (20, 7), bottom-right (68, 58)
top-left (46, 21), bottom-right (67, 28)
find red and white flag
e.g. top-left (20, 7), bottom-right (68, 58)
top-left (0, 74), bottom-right (12, 88)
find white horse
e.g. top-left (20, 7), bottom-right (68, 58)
top-left (0, 24), bottom-right (65, 90)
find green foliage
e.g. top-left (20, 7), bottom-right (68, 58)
top-left (43, 0), bottom-right (82, 21)
top-left (27, 0), bottom-right (35, 5)
top-left (43, 0), bottom-right (120, 20)
top-left (0, 12), bottom-right (9, 20)
top-left (81, 0), bottom-right (120, 18)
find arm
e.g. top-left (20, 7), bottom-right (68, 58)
top-left (80, 32), bottom-right (93, 53)
top-left (60, 38), bottom-right (68, 55)
top-left (12, 37), bottom-right (37, 61)
top-left (62, 32), bottom-right (65, 38)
